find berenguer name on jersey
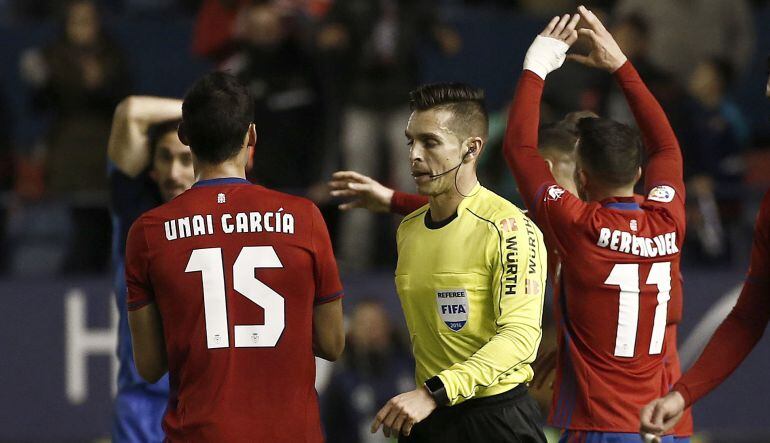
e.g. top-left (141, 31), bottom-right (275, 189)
top-left (163, 210), bottom-right (295, 241)
top-left (595, 228), bottom-right (678, 258)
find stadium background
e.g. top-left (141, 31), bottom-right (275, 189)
top-left (0, 1), bottom-right (769, 442)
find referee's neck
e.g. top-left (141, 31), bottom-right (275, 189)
top-left (429, 183), bottom-right (476, 221)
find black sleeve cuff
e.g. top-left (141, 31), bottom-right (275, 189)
top-left (424, 375), bottom-right (449, 406)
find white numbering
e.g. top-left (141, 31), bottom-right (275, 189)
top-left (185, 246), bottom-right (285, 349)
top-left (604, 262), bottom-right (671, 357)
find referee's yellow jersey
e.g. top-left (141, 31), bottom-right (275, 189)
top-left (395, 183), bottom-right (546, 406)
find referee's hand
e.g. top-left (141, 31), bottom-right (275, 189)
top-left (371, 387), bottom-right (437, 438)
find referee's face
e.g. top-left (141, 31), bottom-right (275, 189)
top-left (406, 108), bottom-right (464, 196)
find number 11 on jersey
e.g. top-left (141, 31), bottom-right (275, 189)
top-left (605, 262), bottom-right (671, 357)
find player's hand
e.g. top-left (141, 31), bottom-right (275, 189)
top-left (328, 171), bottom-right (394, 213)
top-left (567, 5), bottom-right (627, 72)
top-left (531, 348), bottom-right (557, 390)
top-left (371, 388), bottom-right (437, 438)
top-left (639, 391), bottom-right (686, 441)
top-left (523, 13), bottom-right (580, 80)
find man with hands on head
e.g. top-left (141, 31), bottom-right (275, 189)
top-left (507, 8), bottom-right (691, 443)
top-left (108, 95), bottom-right (192, 442)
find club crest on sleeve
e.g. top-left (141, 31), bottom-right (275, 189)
top-left (499, 217), bottom-right (518, 233)
top-left (545, 185), bottom-right (565, 202)
top-left (436, 288), bottom-right (469, 332)
top-left (647, 185), bottom-right (675, 203)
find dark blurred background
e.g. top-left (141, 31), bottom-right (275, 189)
top-left (1, 0), bottom-right (769, 441)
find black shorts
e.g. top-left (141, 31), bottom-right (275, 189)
top-left (399, 384), bottom-right (546, 443)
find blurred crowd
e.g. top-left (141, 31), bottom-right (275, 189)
top-left (1, 0), bottom-right (767, 277)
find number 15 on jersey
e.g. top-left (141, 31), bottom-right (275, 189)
top-left (186, 246), bottom-right (286, 349)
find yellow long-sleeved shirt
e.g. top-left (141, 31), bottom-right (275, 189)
top-left (395, 184), bottom-right (546, 405)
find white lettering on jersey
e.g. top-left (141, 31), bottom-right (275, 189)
top-left (169, 211), bottom-right (296, 241)
top-left (648, 185), bottom-right (675, 203)
top-left (595, 228), bottom-right (678, 257)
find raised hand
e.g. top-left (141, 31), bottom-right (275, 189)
top-left (639, 391), bottom-right (686, 442)
top-left (523, 13), bottom-right (580, 80)
top-left (567, 5), bottom-right (627, 72)
top-left (540, 13), bottom-right (580, 42)
top-left (328, 170), bottom-right (394, 212)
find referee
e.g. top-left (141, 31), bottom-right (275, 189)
top-left (365, 83), bottom-right (547, 442)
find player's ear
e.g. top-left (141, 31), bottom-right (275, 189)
top-left (544, 158), bottom-right (555, 172)
top-left (177, 122), bottom-right (189, 146)
top-left (463, 137), bottom-right (483, 163)
top-left (577, 168), bottom-right (588, 188)
top-left (635, 166), bottom-right (642, 183)
top-left (246, 145), bottom-right (255, 172)
top-left (246, 123), bottom-right (257, 149)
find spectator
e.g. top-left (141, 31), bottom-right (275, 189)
top-left (318, 0), bottom-right (460, 269)
top-left (321, 299), bottom-right (414, 443)
top-left (222, 1), bottom-right (324, 192)
top-left (19, 0), bottom-right (131, 273)
top-left (191, 0), bottom-right (252, 63)
top-left (681, 57), bottom-right (750, 262)
top-left (614, 0), bottom-right (755, 84)
top-left (602, 13), bottom-right (678, 126)
top-left (191, 0), bottom-right (328, 64)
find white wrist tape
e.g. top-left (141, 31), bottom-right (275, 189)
top-left (523, 35), bottom-right (570, 80)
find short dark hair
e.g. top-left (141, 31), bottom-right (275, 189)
top-left (181, 72), bottom-right (254, 164)
top-left (409, 83), bottom-right (489, 140)
top-left (576, 117), bottom-right (642, 186)
top-left (539, 124), bottom-right (577, 155)
top-left (148, 119), bottom-right (183, 162)
top-left (560, 110), bottom-right (599, 129)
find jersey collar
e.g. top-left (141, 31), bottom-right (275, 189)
top-left (192, 177), bottom-right (251, 188)
top-left (601, 196), bottom-right (642, 211)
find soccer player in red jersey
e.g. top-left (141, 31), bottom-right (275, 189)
top-left (126, 72), bottom-right (345, 442)
top-left (639, 63), bottom-right (770, 442)
top-left (508, 8), bottom-right (688, 442)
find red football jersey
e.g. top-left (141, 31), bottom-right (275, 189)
top-left (505, 63), bottom-right (689, 433)
top-left (126, 177), bottom-right (343, 442)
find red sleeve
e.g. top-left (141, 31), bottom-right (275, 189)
top-left (391, 191), bottom-right (428, 216)
top-left (673, 192), bottom-right (770, 406)
top-left (502, 70), bottom-right (588, 249)
top-left (502, 70), bottom-right (558, 213)
top-left (613, 62), bottom-right (685, 224)
top-left (310, 204), bottom-right (344, 305)
top-left (125, 217), bottom-right (155, 311)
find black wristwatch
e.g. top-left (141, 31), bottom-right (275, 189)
top-left (424, 375), bottom-right (449, 406)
